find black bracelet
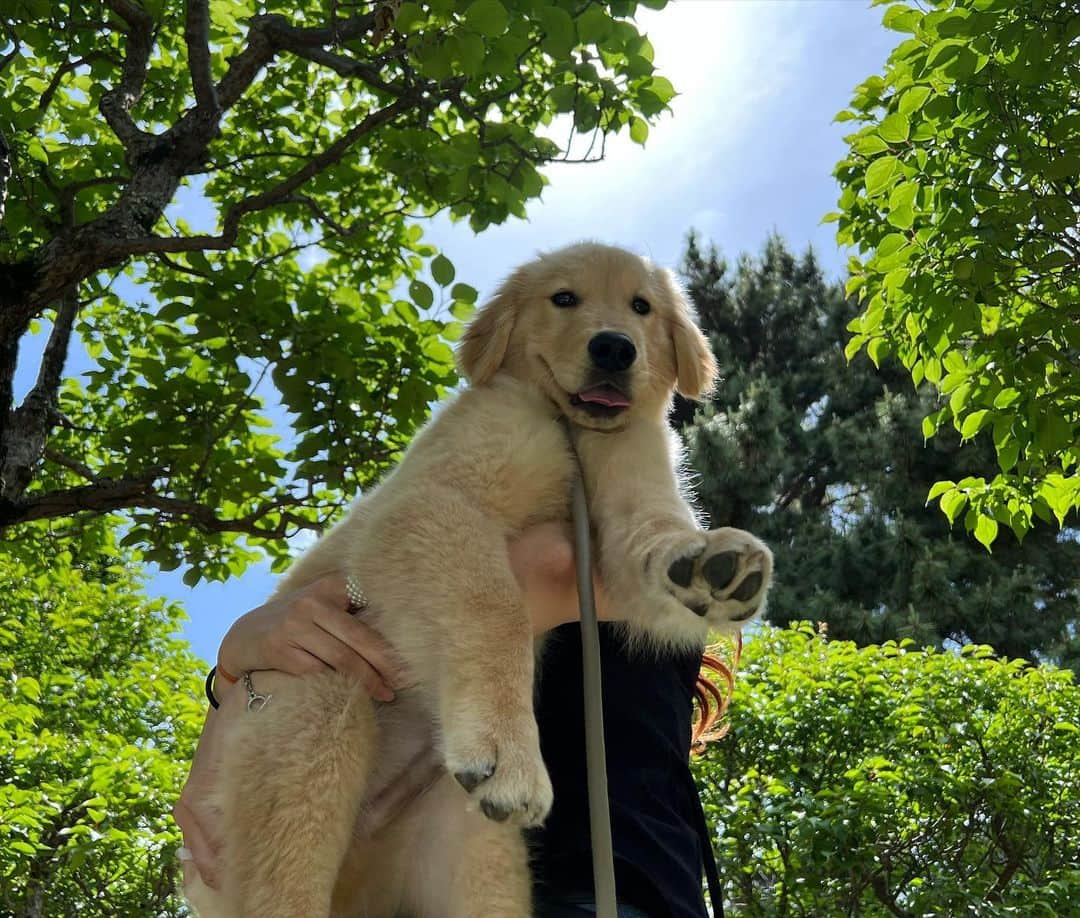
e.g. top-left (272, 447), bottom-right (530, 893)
top-left (205, 665), bottom-right (221, 710)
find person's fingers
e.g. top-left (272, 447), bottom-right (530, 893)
top-left (173, 799), bottom-right (221, 890)
top-left (278, 644), bottom-right (335, 676)
top-left (313, 607), bottom-right (410, 690)
top-left (178, 846), bottom-right (194, 887)
top-left (286, 627), bottom-right (395, 701)
top-left (307, 571), bottom-right (350, 606)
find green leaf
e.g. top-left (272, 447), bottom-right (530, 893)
top-left (926, 480), bottom-right (955, 502)
top-left (953, 257), bottom-right (975, 280)
top-left (994, 388), bottom-right (1021, 409)
top-left (450, 32), bottom-right (485, 74)
top-left (646, 76), bottom-right (676, 105)
top-left (882, 3), bottom-right (921, 33)
top-left (548, 83), bottom-right (577, 113)
top-left (876, 232), bottom-right (908, 259)
top-left (576, 5), bottom-right (613, 43)
top-left (629, 116), bottom-right (648, 145)
top-left (889, 180), bottom-right (919, 214)
top-left (973, 514), bottom-right (998, 549)
top-left (1035, 413), bottom-right (1070, 453)
top-left (537, 6), bottom-right (576, 56)
top-left (26, 137), bottom-right (49, 164)
top-left (844, 335), bottom-right (867, 361)
top-left (940, 489), bottom-right (967, 523)
top-left (853, 134), bottom-right (890, 156)
top-left (409, 280), bottom-right (434, 310)
top-left (997, 439), bottom-right (1020, 472)
top-left (430, 254), bottom-right (455, 287)
top-left (898, 85), bottom-right (932, 116)
top-left (451, 283), bottom-right (478, 304)
top-left (1045, 155), bottom-right (1080, 180)
top-left (867, 337), bottom-right (890, 367)
top-left (878, 112), bottom-right (910, 143)
top-left (865, 156), bottom-right (900, 196)
top-left (394, 2), bottom-right (426, 32)
top-left (464, 0), bottom-right (508, 37)
top-left (960, 409), bottom-right (990, 440)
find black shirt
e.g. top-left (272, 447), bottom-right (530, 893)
top-left (529, 623), bottom-right (710, 918)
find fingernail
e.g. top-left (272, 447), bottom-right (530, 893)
top-left (178, 846), bottom-right (193, 862)
top-left (377, 686), bottom-right (395, 703)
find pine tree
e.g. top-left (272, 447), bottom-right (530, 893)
top-left (680, 234), bottom-right (1080, 671)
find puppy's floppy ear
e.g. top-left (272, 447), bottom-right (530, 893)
top-left (671, 315), bottom-right (718, 399)
top-left (456, 282), bottom-right (518, 385)
top-left (662, 272), bottom-right (718, 399)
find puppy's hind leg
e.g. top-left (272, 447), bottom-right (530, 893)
top-left (446, 820), bottom-right (531, 918)
top-left (400, 779), bottom-right (532, 918)
top-left (217, 670), bottom-right (377, 918)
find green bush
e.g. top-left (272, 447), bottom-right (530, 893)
top-left (697, 624), bottom-right (1080, 916)
top-left (0, 532), bottom-right (204, 917)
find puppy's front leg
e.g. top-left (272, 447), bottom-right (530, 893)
top-left (434, 524), bottom-right (553, 829)
top-left (576, 421), bottom-right (772, 643)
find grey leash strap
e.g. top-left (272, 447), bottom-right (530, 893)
top-left (570, 463), bottom-right (618, 918)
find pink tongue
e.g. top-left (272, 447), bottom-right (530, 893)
top-left (577, 385), bottom-right (630, 408)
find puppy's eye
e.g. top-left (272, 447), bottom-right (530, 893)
top-left (631, 296), bottom-right (651, 315)
top-left (551, 291), bottom-right (578, 308)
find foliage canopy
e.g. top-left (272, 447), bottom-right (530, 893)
top-left (0, 523), bottom-right (203, 916)
top-left (0, 0), bottom-right (672, 582)
top-left (697, 625), bottom-right (1080, 916)
top-left (680, 234), bottom-right (1080, 670)
top-left (831, 0), bottom-right (1080, 546)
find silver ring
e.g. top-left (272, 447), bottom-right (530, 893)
top-left (345, 575), bottom-right (369, 613)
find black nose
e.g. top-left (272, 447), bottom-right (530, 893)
top-left (588, 331), bottom-right (636, 372)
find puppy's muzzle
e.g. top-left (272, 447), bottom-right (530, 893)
top-left (588, 331), bottom-right (636, 372)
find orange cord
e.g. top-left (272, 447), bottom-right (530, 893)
top-left (216, 663), bottom-right (240, 684)
top-left (691, 632), bottom-right (743, 755)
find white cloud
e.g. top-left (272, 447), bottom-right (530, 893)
top-left (425, 0), bottom-right (810, 288)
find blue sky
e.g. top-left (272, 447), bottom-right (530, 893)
top-left (17, 1), bottom-right (901, 664)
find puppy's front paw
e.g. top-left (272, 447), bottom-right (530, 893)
top-left (446, 722), bottom-right (553, 828)
top-left (660, 527), bottom-right (772, 627)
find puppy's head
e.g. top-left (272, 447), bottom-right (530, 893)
top-left (457, 242), bottom-right (717, 430)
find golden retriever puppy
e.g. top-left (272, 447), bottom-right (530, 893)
top-left (184, 242), bottom-right (772, 918)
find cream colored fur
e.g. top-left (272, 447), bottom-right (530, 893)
top-left (184, 242), bottom-right (772, 918)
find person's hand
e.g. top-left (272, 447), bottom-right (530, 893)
top-left (509, 520), bottom-right (613, 632)
top-left (174, 679), bottom-right (244, 891)
top-left (218, 573), bottom-right (409, 701)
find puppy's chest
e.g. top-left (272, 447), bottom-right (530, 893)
top-left (418, 387), bottom-right (577, 527)
top-left (477, 424), bottom-right (575, 526)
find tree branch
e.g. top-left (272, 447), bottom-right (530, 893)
top-left (183, 0), bottom-right (219, 115)
top-left (114, 95), bottom-right (418, 257)
top-left (31, 293), bottom-right (79, 400)
top-left (0, 38), bottom-right (19, 76)
top-left (0, 127), bottom-right (10, 226)
top-left (0, 293), bottom-right (80, 499)
top-left (43, 446), bottom-right (97, 483)
top-left (0, 476), bottom-right (324, 540)
top-left (99, 0), bottom-right (157, 154)
top-left (38, 53), bottom-right (109, 113)
top-left (214, 12), bottom-right (381, 112)
top-left (276, 41), bottom-right (398, 94)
